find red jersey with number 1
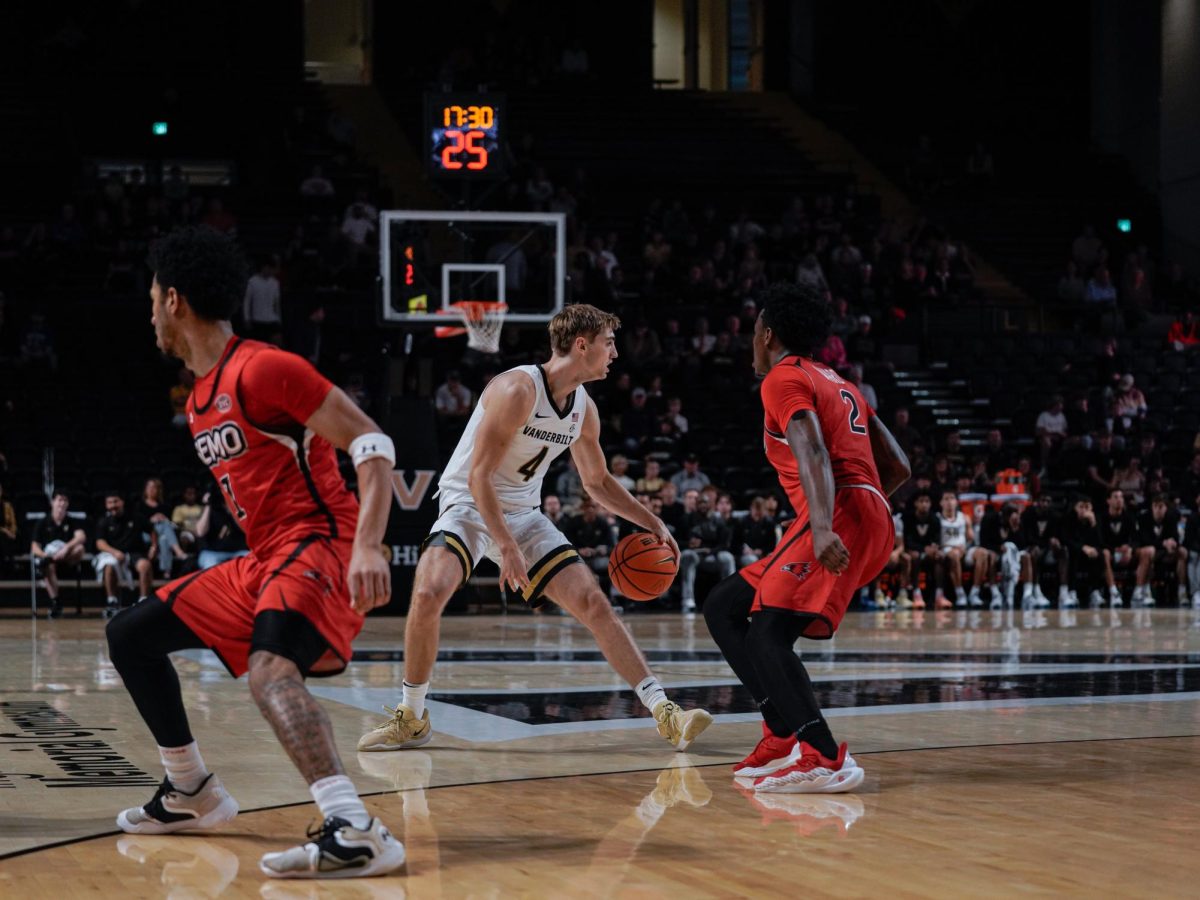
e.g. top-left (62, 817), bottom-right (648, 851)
top-left (187, 337), bottom-right (359, 558)
top-left (760, 354), bottom-right (883, 518)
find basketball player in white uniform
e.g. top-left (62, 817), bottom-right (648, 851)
top-left (359, 305), bottom-right (713, 752)
top-left (937, 490), bottom-right (982, 608)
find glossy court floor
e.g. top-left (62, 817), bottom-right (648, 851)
top-left (1, 605), bottom-right (1199, 897)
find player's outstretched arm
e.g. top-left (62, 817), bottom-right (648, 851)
top-left (867, 415), bottom-right (911, 498)
top-left (572, 397), bottom-right (679, 559)
top-left (786, 411), bottom-right (850, 574)
top-left (305, 386), bottom-right (394, 614)
top-left (467, 372), bottom-right (537, 593)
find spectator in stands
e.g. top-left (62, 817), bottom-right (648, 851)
top-left (1179, 453), bottom-right (1200, 509)
top-left (982, 429), bottom-right (1012, 472)
top-left (829, 296), bottom-right (856, 342)
top-left (659, 482), bottom-right (686, 537)
top-left (979, 502), bottom-right (1032, 608)
top-left (845, 363), bottom-right (878, 410)
top-left (795, 253), bottom-right (829, 297)
top-left (555, 457), bottom-right (584, 511)
top-left (434, 371), bottom-right (472, 420)
top-left (137, 478), bottom-right (188, 577)
top-left (541, 494), bottom-right (565, 528)
top-left (1135, 494), bottom-right (1187, 606)
top-left (341, 202), bottom-right (377, 252)
top-left (1035, 395), bottom-right (1069, 468)
top-left (623, 320), bottom-right (662, 371)
top-left (563, 498), bottom-right (613, 596)
top-left (1065, 394), bottom-right (1102, 446)
top-left (287, 298), bottom-right (326, 366)
top-left (0, 481), bottom-right (17, 572)
top-left (201, 198), bottom-right (237, 235)
top-left (844, 315), bottom-right (879, 362)
top-left (526, 167), bottom-right (554, 210)
top-left (1086, 431), bottom-right (1120, 504)
top-left (690, 317), bottom-right (716, 357)
top-left (243, 257), bottom-right (282, 344)
top-left (1057, 260), bottom-right (1086, 303)
top-left (1084, 266), bottom-right (1117, 307)
top-left (670, 453), bottom-right (710, 494)
top-left (17, 311), bottom-right (58, 371)
top-left (733, 495), bottom-right (777, 568)
top-left (1114, 455), bottom-right (1146, 508)
top-left (1072, 224), bottom-right (1103, 273)
top-left (635, 458), bottom-right (664, 495)
top-left (938, 491), bottom-right (981, 608)
top-left (817, 332), bottom-right (847, 369)
top-left (891, 407), bottom-right (921, 458)
top-left (195, 490), bottom-right (249, 570)
top-left (169, 366), bottom-right (194, 428)
top-left (664, 396), bottom-right (688, 435)
top-left (619, 387), bottom-right (655, 452)
top-left (610, 455), bottom-right (635, 492)
top-left (678, 492), bottom-right (736, 614)
top-left (1057, 494), bottom-right (1104, 609)
top-left (170, 485), bottom-right (203, 554)
top-left (299, 165), bottom-right (335, 197)
top-left (901, 491), bottom-right (941, 609)
top-left (1099, 487), bottom-right (1136, 607)
top-left (94, 491), bottom-right (155, 615)
top-left (1110, 374), bottom-right (1147, 435)
top-left (1167, 310), bottom-right (1199, 351)
top-left (1137, 432), bottom-right (1164, 482)
top-left (30, 490), bottom-right (87, 618)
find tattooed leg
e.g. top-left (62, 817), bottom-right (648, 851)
top-left (247, 650), bottom-right (345, 783)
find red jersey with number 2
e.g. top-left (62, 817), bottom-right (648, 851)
top-left (760, 355), bottom-right (883, 518)
top-left (187, 337), bottom-right (359, 558)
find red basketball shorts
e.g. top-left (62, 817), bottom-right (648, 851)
top-left (156, 535), bottom-right (363, 677)
top-left (740, 485), bottom-right (894, 638)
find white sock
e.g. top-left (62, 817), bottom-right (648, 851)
top-left (636, 676), bottom-right (668, 714)
top-left (159, 741), bottom-right (209, 794)
top-left (310, 774), bottom-right (370, 830)
top-left (107, 595), bottom-right (119, 605)
top-left (402, 681), bottom-right (429, 718)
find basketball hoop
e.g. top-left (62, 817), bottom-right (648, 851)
top-left (434, 301), bottom-right (508, 353)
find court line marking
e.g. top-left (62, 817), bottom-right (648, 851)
top-left (4, 733), bottom-right (1198, 863)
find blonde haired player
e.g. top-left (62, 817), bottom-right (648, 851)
top-left (359, 304), bottom-right (712, 752)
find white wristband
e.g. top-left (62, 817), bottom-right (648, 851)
top-left (348, 432), bottom-right (396, 467)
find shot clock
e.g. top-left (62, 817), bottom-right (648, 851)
top-left (425, 93), bottom-right (505, 178)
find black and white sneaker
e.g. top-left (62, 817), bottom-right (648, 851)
top-left (48, 600), bottom-right (63, 619)
top-left (116, 773), bottom-right (239, 834)
top-left (259, 816), bottom-right (406, 879)
top-left (103, 599), bottom-right (121, 619)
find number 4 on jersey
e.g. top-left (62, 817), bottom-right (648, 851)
top-left (517, 446), bottom-right (549, 482)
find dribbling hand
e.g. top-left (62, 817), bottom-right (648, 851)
top-left (653, 521), bottom-right (680, 562)
top-left (348, 544), bottom-right (392, 615)
top-left (813, 529), bottom-right (850, 575)
top-left (498, 542), bottom-right (530, 595)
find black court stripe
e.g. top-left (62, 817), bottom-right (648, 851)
top-left (192, 337), bottom-right (242, 415)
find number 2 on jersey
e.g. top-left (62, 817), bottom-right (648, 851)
top-left (517, 445), bottom-right (549, 482)
top-left (219, 474), bottom-right (247, 519)
top-left (839, 390), bottom-right (867, 435)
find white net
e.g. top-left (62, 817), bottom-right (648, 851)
top-left (457, 302), bottom-right (508, 354)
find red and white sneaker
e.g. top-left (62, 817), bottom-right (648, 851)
top-left (733, 722), bottom-right (799, 777)
top-left (752, 741), bottom-right (864, 794)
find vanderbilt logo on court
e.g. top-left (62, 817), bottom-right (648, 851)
top-left (781, 561), bottom-right (814, 582)
top-left (391, 470), bottom-right (437, 511)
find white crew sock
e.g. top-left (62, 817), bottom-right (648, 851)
top-left (310, 774), bottom-right (370, 830)
top-left (636, 676), bottom-right (668, 714)
top-left (402, 681), bottom-right (429, 718)
top-left (159, 741), bottom-right (209, 794)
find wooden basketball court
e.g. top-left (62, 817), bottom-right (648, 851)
top-left (1, 607), bottom-right (1198, 896)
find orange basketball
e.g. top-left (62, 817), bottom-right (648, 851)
top-left (609, 533), bottom-right (678, 601)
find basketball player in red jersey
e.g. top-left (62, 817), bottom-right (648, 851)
top-left (703, 282), bottom-right (910, 794)
top-left (105, 227), bottom-right (405, 879)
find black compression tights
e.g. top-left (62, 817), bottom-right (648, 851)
top-left (703, 573), bottom-right (838, 757)
top-left (106, 599), bottom-right (207, 748)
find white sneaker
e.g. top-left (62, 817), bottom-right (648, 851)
top-left (954, 589), bottom-right (967, 608)
top-left (1032, 591), bottom-right (1051, 609)
top-left (1191, 592), bottom-right (1200, 609)
top-left (1062, 591), bottom-right (1079, 609)
top-left (1088, 590), bottom-right (1104, 608)
top-left (968, 588), bottom-right (983, 608)
top-left (260, 816), bottom-right (406, 879)
top-left (116, 774), bottom-right (239, 834)
top-left (1109, 586), bottom-right (1123, 608)
top-left (1178, 585), bottom-right (1189, 604)
top-left (681, 598), bottom-right (697, 614)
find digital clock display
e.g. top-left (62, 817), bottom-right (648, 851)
top-left (425, 93), bottom-right (505, 178)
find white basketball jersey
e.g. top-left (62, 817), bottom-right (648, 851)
top-left (438, 365), bottom-right (587, 512)
top-left (939, 511), bottom-right (968, 549)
